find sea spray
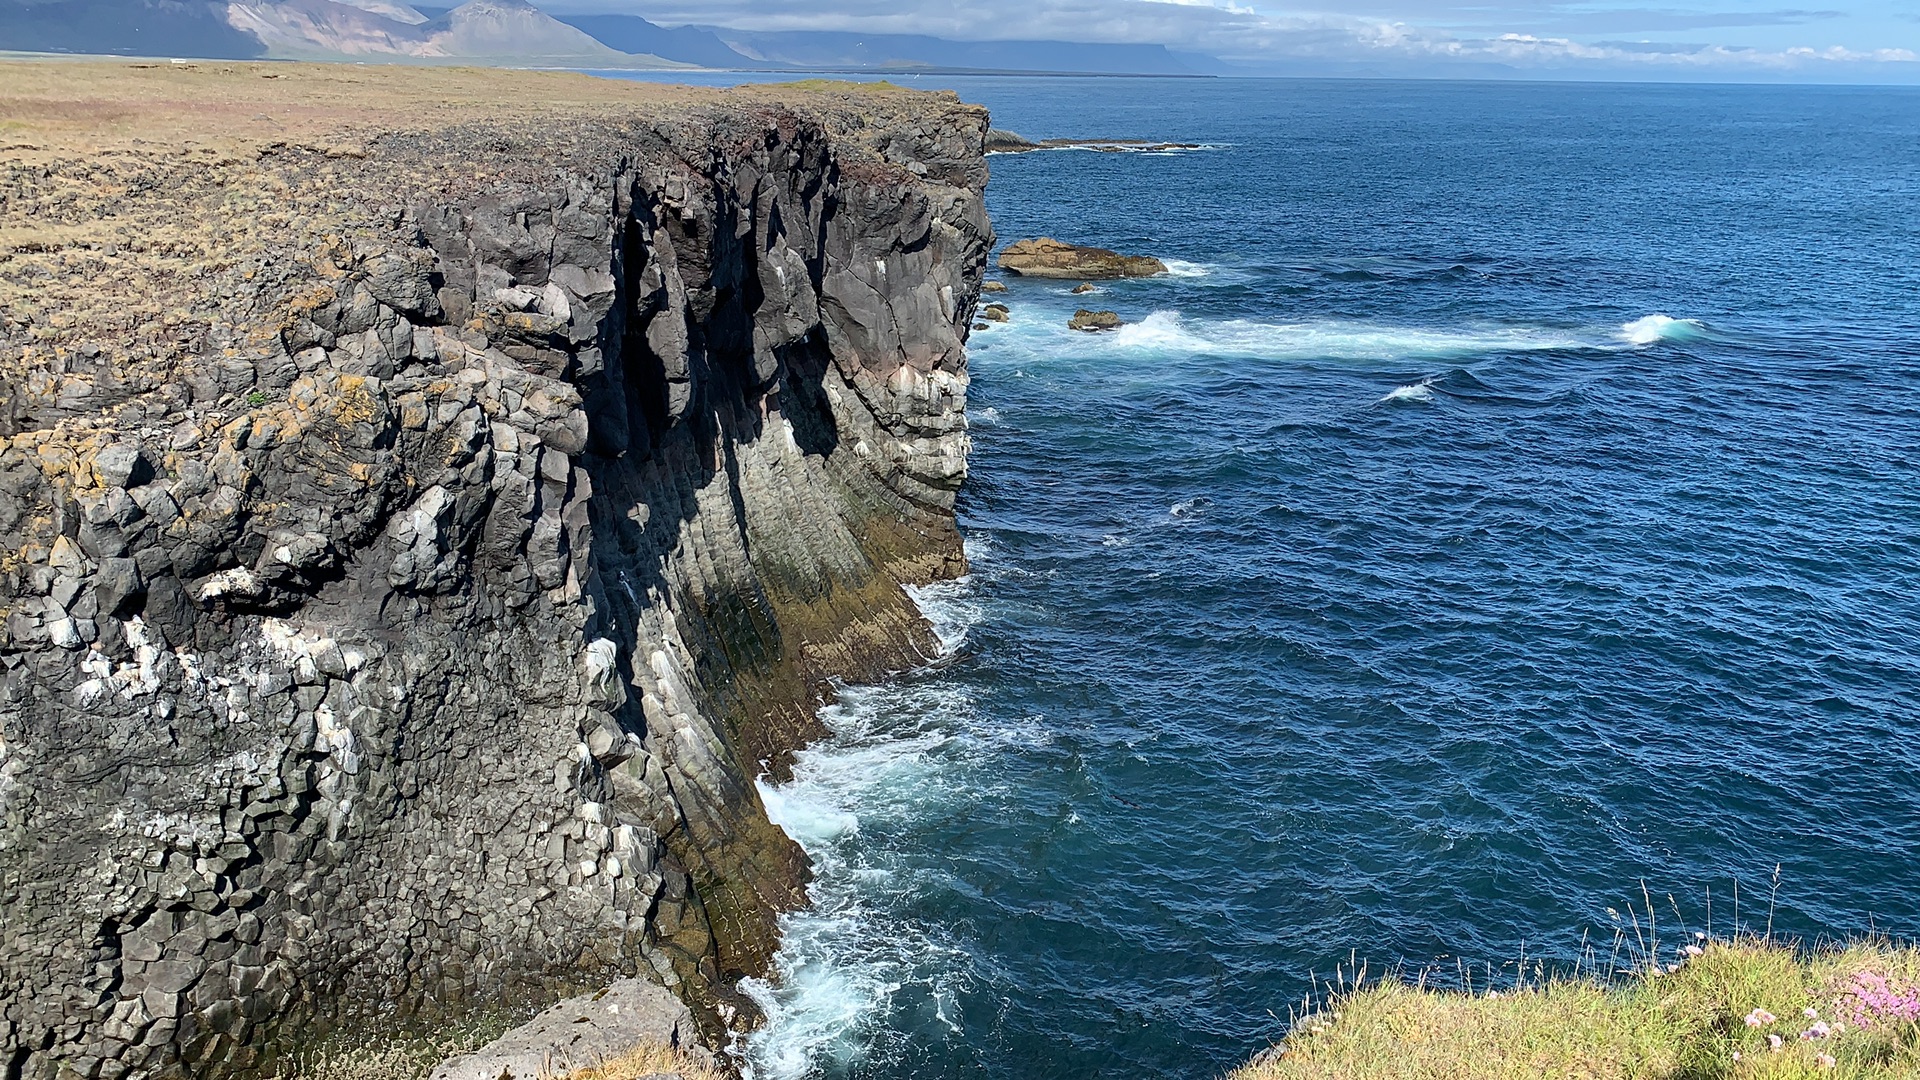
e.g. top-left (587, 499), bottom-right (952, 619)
top-left (1618, 314), bottom-right (1709, 346)
top-left (1001, 310), bottom-right (1699, 363)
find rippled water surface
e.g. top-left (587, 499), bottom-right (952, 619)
top-left (727, 77), bottom-right (1920, 1079)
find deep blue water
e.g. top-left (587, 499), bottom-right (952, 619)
top-left (671, 76), bottom-right (1920, 1079)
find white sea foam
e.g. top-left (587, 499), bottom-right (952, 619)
top-left (1104, 310), bottom-right (1595, 361)
top-left (1619, 314), bottom-right (1707, 346)
top-left (1382, 381), bottom-right (1435, 403)
top-left (1159, 259), bottom-right (1214, 278)
top-left (905, 576), bottom-right (981, 656)
top-left (740, 564), bottom-right (995, 1080)
top-left (1024, 310), bottom-right (1708, 363)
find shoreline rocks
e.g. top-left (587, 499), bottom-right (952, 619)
top-left (984, 128), bottom-right (1205, 155)
top-left (1069, 309), bottom-right (1123, 332)
top-left (1000, 237), bottom-right (1167, 280)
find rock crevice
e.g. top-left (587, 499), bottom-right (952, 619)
top-left (0, 77), bottom-right (989, 1079)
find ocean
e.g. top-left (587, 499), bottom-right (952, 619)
top-left (617, 73), bottom-right (1920, 1080)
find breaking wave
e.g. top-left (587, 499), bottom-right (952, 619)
top-left (740, 553), bottom-right (993, 1080)
top-left (1001, 310), bottom-right (1710, 362)
top-left (1619, 314), bottom-right (1709, 345)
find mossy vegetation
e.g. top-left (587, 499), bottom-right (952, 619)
top-left (1234, 940), bottom-right (1920, 1080)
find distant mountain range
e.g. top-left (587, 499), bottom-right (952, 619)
top-left (682, 28), bottom-right (1211, 76)
top-left (0, 0), bottom-right (1222, 74)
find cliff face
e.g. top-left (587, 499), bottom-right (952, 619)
top-left (0, 64), bottom-right (990, 1079)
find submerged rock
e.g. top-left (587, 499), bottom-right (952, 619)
top-left (1000, 237), bottom-right (1167, 279)
top-left (981, 279), bottom-right (1008, 292)
top-left (982, 303), bottom-right (1010, 322)
top-left (1069, 308), bottom-right (1124, 332)
top-left (1071, 282), bottom-right (1096, 294)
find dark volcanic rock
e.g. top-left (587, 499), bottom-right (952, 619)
top-left (0, 67), bottom-right (991, 1079)
top-left (1000, 237), bottom-right (1166, 279)
top-left (983, 128), bottom-right (1038, 153)
top-left (984, 130), bottom-right (1206, 155)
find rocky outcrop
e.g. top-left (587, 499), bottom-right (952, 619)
top-left (983, 130), bottom-right (1205, 155)
top-left (999, 237), bottom-right (1166, 280)
top-left (983, 128), bottom-right (1039, 153)
top-left (428, 979), bottom-right (706, 1080)
top-left (1069, 309), bottom-right (1124, 332)
top-left (0, 66), bottom-right (990, 1080)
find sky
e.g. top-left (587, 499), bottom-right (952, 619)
top-left (551, 0), bottom-right (1920, 81)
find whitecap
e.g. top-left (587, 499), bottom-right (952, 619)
top-left (1159, 259), bottom-right (1214, 278)
top-left (1170, 495), bottom-right (1214, 518)
top-left (1381, 382), bottom-right (1435, 404)
top-left (1090, 310), bottom-right (1668, 362)
top-left (1619, 314), bottom-right (1707, 346)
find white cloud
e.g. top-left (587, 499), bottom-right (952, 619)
top-left (575, 0), bottom-right (1920, 77)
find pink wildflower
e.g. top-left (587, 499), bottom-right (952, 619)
top-left (1685, 944), bottom-right (1703, 957)
top-left (1804, 1006), bottom-right (1819, 1020)
top-left (1768, 1034), bottom-right (1784, 1052)
top-left (1746, 1008), bottom-right (1777, 1027)
top-left (1816, 1053), bottom-right (1836, 1069)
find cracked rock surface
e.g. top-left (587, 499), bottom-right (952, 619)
top-left (0, 62), bottom-right (990, 1079)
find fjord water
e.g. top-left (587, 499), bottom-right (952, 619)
top-left (741, 78), bottom-right (1920, 1078)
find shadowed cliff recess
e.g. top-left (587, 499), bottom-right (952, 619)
top-left (0, 61), bottom-right (991, 1078)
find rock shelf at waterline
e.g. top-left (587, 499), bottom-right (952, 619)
top-left (998, 236), bottom-right (1169, 279)
top-left (984, 128), bottom-right (1208, 154)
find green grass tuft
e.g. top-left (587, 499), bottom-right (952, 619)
top-left (1233, 940), bottom-right (1920, 1080)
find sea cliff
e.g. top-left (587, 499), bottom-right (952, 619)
top-left (0, 63), bottom-right (991, 1078)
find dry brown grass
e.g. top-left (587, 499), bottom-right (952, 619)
top-left (0, 60), bottom-right (708, 159)
top-left (554, 1043), bottom-right (728, 1080)
top-left (0, 61), bottom-right (930, 161)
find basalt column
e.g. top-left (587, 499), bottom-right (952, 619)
top-left (0, 87), bottom-right (991, 1079)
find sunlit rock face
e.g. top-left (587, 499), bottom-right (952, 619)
top-left (0, 74), bottom-right (990, 1079)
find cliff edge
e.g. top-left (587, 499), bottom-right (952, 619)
top-left (0, 62), bottom-right (991, 1078)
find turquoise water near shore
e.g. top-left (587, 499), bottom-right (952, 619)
top-left (623, 74), bottom-right (1920, 1079)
